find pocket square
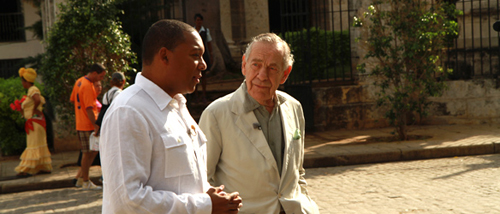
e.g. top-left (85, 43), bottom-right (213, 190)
top-left (293, 129), bottom-right (301, 140)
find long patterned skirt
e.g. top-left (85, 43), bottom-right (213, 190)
top-left (15, 121), bottom-right (52, 175)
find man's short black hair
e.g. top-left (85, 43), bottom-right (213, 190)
top-left (141, 19), bottom-right (195, 65)
top-left (194, 13), bottom-right (203, 20)
top-left (90, 63), bottom-right (106, 74)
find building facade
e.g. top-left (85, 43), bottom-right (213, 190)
top-left (0, 0), bottom-right (45, 78)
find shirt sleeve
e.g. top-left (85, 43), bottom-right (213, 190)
top-left (100, 106), bottom-right (212, 214)
top-left (206, 28), bottom-right (212, 43)
top-left (81, 83), bottom-right (96, 110)
top-left (27, 86), bottom-right (40, 98)
top-left (70, 82), bottom-right (77, 103)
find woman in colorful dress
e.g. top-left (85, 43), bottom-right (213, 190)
top-left (15, 67), bottom-right (52, 177)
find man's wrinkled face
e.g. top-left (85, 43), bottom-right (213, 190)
top-left (242, 41), bottom-right (291, 106)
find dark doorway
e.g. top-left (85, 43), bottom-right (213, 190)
top-left (268, 0), bottom-right (281, 34)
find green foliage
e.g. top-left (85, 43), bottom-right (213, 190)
top-left (355, 0), bottom-right (460, 140)
top-left (0, 77), bottom-right (44, 156)
top-left (282, 28), bottom-right (351, 83)
top-left (39, 0), bottom-right (137, 130)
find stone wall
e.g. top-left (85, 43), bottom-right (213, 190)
top-left (426, 79), bottom-right (500, 125)
top-left (312, 78), bottom-right (500, 131)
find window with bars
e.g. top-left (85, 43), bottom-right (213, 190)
top-left (0, 0), bottom-right (25, 43)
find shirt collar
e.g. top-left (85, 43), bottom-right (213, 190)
top-left (199, 26), bottom-right (206, 32)
top-left (241, 81), bottom-right (286, 113)
top-left (135, 72), bottom-right (177, 111)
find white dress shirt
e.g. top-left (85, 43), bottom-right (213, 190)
top-left (102, 86), bottom-right (122, 105)
top-left (100, 73), bottom-right (212, 214)
top-left (198, 26), bottom-right (212, 42)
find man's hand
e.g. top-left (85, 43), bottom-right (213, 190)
top-left (207, 185), bottom-right (242, 214)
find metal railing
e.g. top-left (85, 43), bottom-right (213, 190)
top-left (280, 0), bottom-right (500, 84)
top-left (280, 0), bottom-right (357, 86)
top-left (446, 0), bottom-right (500, 79)
top-left (0, 13), bottom-right (25, 43)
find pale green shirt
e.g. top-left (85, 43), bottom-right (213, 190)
top-left (242, 83), bottom-right (286, 175)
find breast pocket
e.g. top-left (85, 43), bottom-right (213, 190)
top-left (161, 134), bottom-right (195, 178)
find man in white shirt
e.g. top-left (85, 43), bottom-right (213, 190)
top-left (102, 72), bottom-right (126, 105)
top-left (194, 13), bottom-right (212, 102)
top-left (100, 19), bottom-right (242, 214)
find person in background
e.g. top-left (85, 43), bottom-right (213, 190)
top-left (97, 72), bottom-right (126, 136)
top-left (194, 13), bottom-right (213, 103)
top-left (15, 67), bottom-right (52, 177)
top-left (199, 33), bottom-right (320, 214)
top-left (94, 81), bottom-right (102, 111)
top-left (73, 80), bottom-right (103, 187)
top-left (70, 63), bottom-right (106, 190)
top-left (102, 72), bottom-right (125, 105)
top-left (100, 19), bottom-right (242, 213)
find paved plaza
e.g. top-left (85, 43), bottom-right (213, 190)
top-left (1, 154), bottom-right (499, 213)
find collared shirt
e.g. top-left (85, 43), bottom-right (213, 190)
top-left (242, 83), bottom-right (286, 175)
top-left (100, 73), bottom-right (211, 214)
top-left (198, 26), bottom-right (212, 42)
top-left (102, 86), bottom-right (122, 105)
top-left (70, 76), bottom-right (98, 131)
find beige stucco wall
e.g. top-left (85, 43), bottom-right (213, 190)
top-left (219, 0), bottom-right (270, 60)
top-left (220, 0), bottom-right (233, 44)
top-left (244, 0), bottom-right (269, 40)
top-left (0, 2), bottom-right (44, 60)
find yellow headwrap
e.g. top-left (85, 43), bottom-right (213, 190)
top-left (19, 67), bottom-right (37, 83)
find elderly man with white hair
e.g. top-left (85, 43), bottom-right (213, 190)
top-left (200, 33), bottom-right (319, 214)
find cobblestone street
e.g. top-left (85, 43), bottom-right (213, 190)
top-left (1, 154), bottom-right (499, 213)
top-left (307, 154), bottom-right (500, 214)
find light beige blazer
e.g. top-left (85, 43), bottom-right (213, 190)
top-left (199, 84), bottom-right (319, 214)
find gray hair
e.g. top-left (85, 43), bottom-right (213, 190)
top-left (243, 33), bottom-right (294, 69)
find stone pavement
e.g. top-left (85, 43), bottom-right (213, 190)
top-left (3, 154), bottom-right (499, 213)
top-left (0, 151), bottom-right (102, 194)
top-left (1, 124), bottom-right (500, 194)
top-left (305, 153), bottom-right (500, 213)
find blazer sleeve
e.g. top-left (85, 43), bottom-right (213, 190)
top-left (199, 107), bottom-right (223, 185)
top-left (295, 103), bottom-right (320, 214)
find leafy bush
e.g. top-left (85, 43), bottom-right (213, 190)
top-left (0, 77), bottom-right (44, 156)
top-left (282, 28), bottom-right (351, 83)
top-left (39, 0), bottom-right (137, 131)
top-left (355, 0), bottom-right (460, 140)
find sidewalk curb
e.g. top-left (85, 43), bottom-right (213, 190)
top-left (0, 176), bottom-right (101, 194)
top-left (304, 142), bottom-right (500, 168)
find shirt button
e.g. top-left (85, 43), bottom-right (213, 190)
top-left (177, 138), bottom-right (181, 143)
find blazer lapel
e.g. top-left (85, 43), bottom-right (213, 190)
top-left (231, 86), bottom-right (280, 174)
top-left (280, 99), bottom-right (296, 180)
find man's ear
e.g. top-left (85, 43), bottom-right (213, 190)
top-left (159, 47), bottom-right (170, 64)
top-left (280, 65), bottom-right (292, 84)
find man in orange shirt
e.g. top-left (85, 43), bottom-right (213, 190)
top-left (70, 63), bottom-right (106, 190)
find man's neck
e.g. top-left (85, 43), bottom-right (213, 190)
top-left (85, 74), bottom-right (94, 82)
top-left (261, 97), bottom-right (276, 114)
